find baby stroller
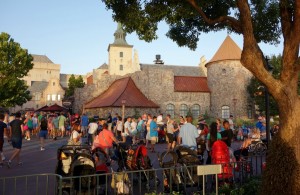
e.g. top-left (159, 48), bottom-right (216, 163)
top-left (55, 145), bottom-right (96, 195)
top-left (116, 144), bottom-right (160, 189)
top-left (211, 141), bottom-right (234, 184)
top-left (175, 146), bottom-right (202, 187)
top-left (158, 151), bottom-right (185, 193)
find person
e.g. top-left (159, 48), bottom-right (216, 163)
top-left (39, 116), bottom-right (48, 151)
top-left (255, 116), bottom-right (264, 131)
top-left (149, 116), bottom-right (158, 152)
top-left (115, 116), bottom-right (123, 134)
top-left (0, 113), bottom-right (7, 167)
top-left (47, 115), bottom-right (53, 139)
top-left (221, 120), bottom-right (234, 147)
top-left (52, 114), bottom-right (59, 140)
top-left (137, 116), bottom-right (145, 143)
top-left (24, 113), bottom-right (33, 141)
top-left (107, 113), bottom-right (113, 131)
top-left (131, 118), bottom-right (137, 144)
top-left (32, 113), bottom-right (38, 136)
top-left (72, 113), bottom-right (81, 126)
top-left (234, 137), bottom-right (252, 161)
top-left (216, 118), bottom-right (222, 132)
top-left (124, 117), bottom-right (132, 135)
top-left (177, 116), bottom-right (199, 149)
top-left (70, 123), bottom-right (82, 145)
top-left (88, 118), bottom-right (98, 146)
top-left (112, 113), bottom-right (119, 133)
top-left (58, 112), bottom-right (67, 138)
top-left (206, 122), bottom-right (222, 164)
top-left (7, 112), bottom-right (24, 168)
top-left (81, 113), bottom-right (89, 137)
top-left (228, 115), bottom-right (235, 130)
top-left (94, 123), bottom-right (118, 156)
top-left (251, 128), bottom-right (261, 142)
top-left (166, 114), bottom-right (175, 151)
top-left (145, 114), bottom-right (153, 148)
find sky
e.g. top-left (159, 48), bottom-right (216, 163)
top-left (0, 0), bottom-right (283, 75)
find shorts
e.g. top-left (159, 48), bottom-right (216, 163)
top-left (11, 137), bottom-right (22, 149)
top-left (39, 130), bottom-right (48, 139)
top-left (167, 133), bottom-right (174, 143)
top-left (0, 140), bottom-right (3, 152)
top-left (33, 124), bottom-right (38, 129)
top-left (59, 126), bottom-right (65, 132)
top-left (151, 137), bottom-right (158, 144)
top-left (81, 126), bottom-right (88, 132)
top-left (146, 131), bottom-right (151, 140)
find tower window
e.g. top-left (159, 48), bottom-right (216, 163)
top-left (120, 52), bottom-right (123, 58)
top-left (120, 65), bottom-right (123, 71)
top-left (221, 105), bottom-right (230, 119)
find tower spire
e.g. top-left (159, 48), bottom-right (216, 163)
top-left (113, 22), bottom-right (128, 45)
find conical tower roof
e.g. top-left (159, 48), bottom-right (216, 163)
top-left (112, 22), bottom-right (128, 45)
top-left (206, 35), bottom-right (241, 65)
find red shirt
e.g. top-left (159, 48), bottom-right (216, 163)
top-left (97, 129), bottom-right (114, 148)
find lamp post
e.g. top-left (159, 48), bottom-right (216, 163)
top-left (264, 56), bottom-right (274, 147)
top-left (233, 98), bottom-right (237, 120)
top-left (121, 99), bottom-right (126, 132)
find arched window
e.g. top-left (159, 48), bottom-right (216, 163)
top-left (221, 106), bottom-right (230, 119)
top-left (192, 104), bottom-right (200, 118)
top-left (247, 105), bottom-right (253, 119)
top-left (120, 64), bottom-right (123, 71)
top-left (166, 104), bottom-right (175, 118)
top-left (180, 104), bottom-right (188, 117)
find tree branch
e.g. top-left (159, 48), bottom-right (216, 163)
top-left (185, 0), bottom-right (242, 33)
top-left (280, 0), bottom-right (293, 40)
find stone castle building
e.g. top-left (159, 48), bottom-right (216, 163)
top-left (74, 24), bottom-right (254, 119)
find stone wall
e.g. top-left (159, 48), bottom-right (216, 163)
top-left (206, 60), bottom-right (253, 119)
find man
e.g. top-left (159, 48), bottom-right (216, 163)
top-left (52, 114), bottom-right (59, 140)
top-left (107, 113), bottom-right (113, 131)
top-left (124, 117), bottom-right (132, 135)
top-left (58, 112), bottom-right (67, 138)
top-left (88, 118), bottom-right (98, 146)
top-left (97, 118), bottom-right (106, 134)
top-left (178, 116), bottom-right (199, 149)
top-left (112, 113), bottom-right (119, 133)
top-left (221, 120), bottom-right (234, 147)
top-left (95, 123), bottom-right (118, 156)
top-left (7, 112), bottom-right (24, 168)
top-left (81, 113), bottom-right (89, 137)
top-left (228, 115), bottom-right (235, 130)
top-left (166, 114), bottom-right (175, 151)
top-left (0, 113), bottom-right (7, 167)
top-left (150, 116), bottom-right (158, 152)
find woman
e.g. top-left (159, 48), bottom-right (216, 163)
top-left (145, 114), bottom-right (152, 148)
top-left (69, 123), bottom-right (82, 145)
top-left (206, 122), bottom-right (222, 164)
top-left (131, 118), bottom-right (137, 144)
top-left (39, 116), bottom-right (48, 151)
top-left (234, 137), bottom-right (252, 161)
top-left (216, 118), bottom-right (222, 132)
top-left (149, 116), bottom-right (158, 153)
top-left (32, 113), bottom-right (38, 136)
top-left (24, 113), bottom-right (33, 141)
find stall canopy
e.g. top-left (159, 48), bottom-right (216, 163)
top-left (37, 104), bottom-right (68, 112)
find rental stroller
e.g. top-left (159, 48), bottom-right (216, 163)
top-left (116, 143), bottom-right (160, 189)
top-left (55, 145), bottom-right (96, 195)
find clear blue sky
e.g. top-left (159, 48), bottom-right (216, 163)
top-left (0, 0), bottom-right (283, 75)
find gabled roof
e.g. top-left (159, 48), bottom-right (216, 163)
top-left (85, 77), bottom-right (159, 108)
top-left (174, 76), bottom-right (210, 92)
top-left (28, 81), bottom-right (48, 93)
top-left (32, 54), bottom-right (54, 63)
top-left (206, 36), bottom-right (241, 65)
top-left (98, 63), bottom-right (108, 69)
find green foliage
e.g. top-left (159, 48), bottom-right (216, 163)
top-left (66, 74), bottom-right (85, 97)
top-left (102, 0), bottom-right (280, 50)
top-left (247, 55), bottom-right (282, 116)
top-left (0, 32), bottom-right (33, 107)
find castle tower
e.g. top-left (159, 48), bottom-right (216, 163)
top-left (108, 23), bottom-right (140, 76)
top-left (206, 36), bottom-right (253, 119)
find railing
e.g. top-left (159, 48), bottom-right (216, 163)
top-left (0, 155), bottom-right (265, 195)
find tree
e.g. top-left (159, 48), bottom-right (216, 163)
top-left (0, 32), bottom-right (33, 108)
top-left (102, 0), bottom-right (300, 194)
top-left (66, 74), bottom-right (85, 97)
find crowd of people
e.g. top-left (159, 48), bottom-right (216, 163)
top-left (0, 110), bottom-right (278, 168)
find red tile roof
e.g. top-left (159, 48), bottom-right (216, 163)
top-left (206, 35), bottom-right (241, 65)
top-left (174, 76), bottom-right (210, 92)
top-left (84, 77), bottom-right (159, 108)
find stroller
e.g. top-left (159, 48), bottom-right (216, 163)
top-left (55, 145), bottom-right (96, 195)
top-left (211, 141), bottom-right (234, 184)
top-left (116, 143), bottom-right (160, 189)
top-left (175, 146), bottom-right (202, 187)
top-left (158, 151), bottom-right (185, 193)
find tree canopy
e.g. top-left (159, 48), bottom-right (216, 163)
top-left (66, 75), bottom-right (85, 97)
top-left (0, 32), bottom-right (33, 108)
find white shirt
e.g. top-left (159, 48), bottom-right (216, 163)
top-left (88, 122), bottom-right (98, 134)
top-left (228, 118), bottom-right (234, 130)
top-left (157, 115), bottom-right (164, 125)
top-left (116, 121), bottom-right (123, 131)
top-left (131, 121), bottom-right (137, 132)
top-left (124, 121), bottom-right (131, 132)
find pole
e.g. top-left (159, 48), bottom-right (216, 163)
top-left (265, 87), bottom-right (270, 147)
top-left (122, 104), bottom-right (125, 132)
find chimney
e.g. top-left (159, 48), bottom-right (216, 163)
top-left (154, 54), bottom-right (164, 65)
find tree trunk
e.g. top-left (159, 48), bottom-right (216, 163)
top-left (261, 97), bottom-right (300, 195)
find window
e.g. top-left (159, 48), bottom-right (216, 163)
top-left (35, 93), bottom-right (41, 101)
top-left (120, 52), bottom-right (123, 57)
top-left (179, 104), bottom-right (188, 117)
top-left (247, 105), bottom-right (253, 119)
top-left (51, 94), bottom-right (56, 101)
top-left (166, 104), bottom-right (175, 118)
top-left (47, 94), bottom-right (51, 101)
top-left (192, 104), bottom-right (200, 118)
top-left (120, 65), bottom-right (123, 71)
top-left (53, 82), bottom-right (55, 86)
top-left (58, 94), bottom-right (61, 101)
top-left (221, 106), bottom-right (230, 119)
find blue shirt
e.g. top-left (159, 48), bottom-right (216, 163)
top-left (150, 121), bottom-right (158, 137)
top-left (81, 115), bottom-right (89, 127)
top-left (179, 123), bottom-right (199, 148)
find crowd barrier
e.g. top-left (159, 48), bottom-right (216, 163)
top-left (0, 155), bottom-right (265, 195)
